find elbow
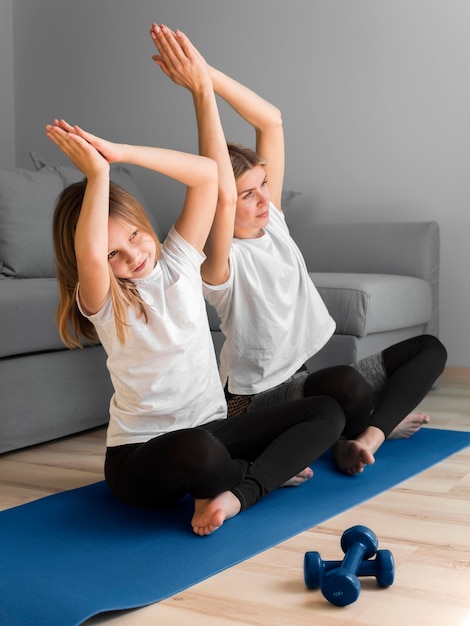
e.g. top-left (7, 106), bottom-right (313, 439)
top-left (218, 187), bottom-right (238, 212)
top-left (196, 155), bottom-right (218, 187)
top-left (199, 157), bottom-right (219, 196)
top-left (256, 107), bottom-right (283, 135)
top-left (273, 109), bottom-right (283, 131)
top-left (206, 157), bottom-right (219, 183)
top-left (267, 103), bottom-right (283, 129)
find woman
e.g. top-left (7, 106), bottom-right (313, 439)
top-left (150, 23), bottom-right (447, 477)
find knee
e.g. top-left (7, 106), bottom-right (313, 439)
top-left (313, 396), bottom-right (347, 437)
top-left (181, 428), bottom-right (229, 473)
top-left (422, 334), bottom-right (448, 372)
top-left (333, 365), bottom-right (373, 408)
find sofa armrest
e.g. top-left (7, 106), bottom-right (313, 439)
top-left (310, 272), bottom-right (432, 336)
top-left (288, 221), bottom-right (440, 336)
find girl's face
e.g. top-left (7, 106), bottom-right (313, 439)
top-left (234, 165), bottom-right (270, 239)
top-left (107, 217), bottom-right (157, 279)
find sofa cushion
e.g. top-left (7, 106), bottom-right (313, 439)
top-left (0, 278), bottom-right (65, 357)
top-left (0, 167), bottom-right (64, 278)
top-left (310, 272), bottom-right (432, 337)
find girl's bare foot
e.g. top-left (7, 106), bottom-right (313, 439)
top-left (388, 412), bottom-right (430, 439)
top-left (282, 467), bottom-right (314, 487)
top-left (192, 491), bottom-right (241, 536)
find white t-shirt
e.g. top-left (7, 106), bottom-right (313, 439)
top-left (81, 227), bottom-right (227, 447)
top-left (203, 204), bottom-right (335, 395)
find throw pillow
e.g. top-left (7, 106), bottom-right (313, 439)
top-left (0, 167), bottom-right (64, 278)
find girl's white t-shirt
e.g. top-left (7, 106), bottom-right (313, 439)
top-left (81, 227), bottom-right (227, 447)
top-left (203, 204), bottom-right (335, 395)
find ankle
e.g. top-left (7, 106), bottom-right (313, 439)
top-left (358, 426), bottom-right (385, 453)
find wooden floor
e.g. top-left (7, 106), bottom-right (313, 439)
top-left (1, 367), bottom-right (469, 625)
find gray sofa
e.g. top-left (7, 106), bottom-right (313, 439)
top-left (0, 160), bottom-right (439, 454)
top-left (291, 219), bottom-right (439, 371)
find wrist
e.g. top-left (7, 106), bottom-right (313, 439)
top-left (85, 165), bottom-right (110, 183)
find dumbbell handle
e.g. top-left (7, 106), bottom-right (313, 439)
top-left (342, 538), bottom-right (370, 574)
top-left (324, 555), bottom-right (388, 577)
top-left (304, 550), bottom-right (394, 590)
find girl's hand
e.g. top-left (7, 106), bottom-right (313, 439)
top-left (45, 119), bottom-right (125, 175)
top-left (150, 23), bottom-right (211, 93)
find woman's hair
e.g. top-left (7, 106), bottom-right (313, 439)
top-left (53, 180), bottom-right (160, 348)
top-left (227, 143), bottom-right (266, 180)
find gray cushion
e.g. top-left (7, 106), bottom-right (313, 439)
top-left (0, 278), bottom-right (65, 357)
top-left (310, 272), bottom-right (432, 336)
top-left (0, 167), bottom-right (64, 278)
top-left (0, 155), bottom-right (151, 280)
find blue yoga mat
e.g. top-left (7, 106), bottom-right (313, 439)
top-left (0, 427), bottom-right (468, 626)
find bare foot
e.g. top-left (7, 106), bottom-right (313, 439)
top-left (332, 439), bottom-right (376, 476)
top-left (192, 491), bottom-right (241, 536)
top-left (282, 467), bottom-right (314, 487)
top-left (388, 412), bottom-right (430, 439)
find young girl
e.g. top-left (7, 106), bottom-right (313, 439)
top-left (47, 118), bottom-right (346, 536)
top-left (150, 24), bottom-right (447, 476)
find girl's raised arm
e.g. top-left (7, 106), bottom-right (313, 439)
top-left (120, 144), bottom-right (218, 254)
top-left (48, 120), bottom-right (218, 317)
top-left (65, 121), bottom-right (219, 254)
top-left (46, 120), bottom-right (112, 316)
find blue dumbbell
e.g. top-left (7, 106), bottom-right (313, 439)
top-left (304, 548), bottom-right (395, 590)
top-left (305, 525), bottom-right (393, 607)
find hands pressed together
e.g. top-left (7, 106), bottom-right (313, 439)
top-left (149, 22), bottom-right (212, 94)
top-left (45, 120), bottom-right (126, 178)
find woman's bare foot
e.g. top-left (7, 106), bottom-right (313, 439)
top-left (192, 491), bottom-right (241, 536)
top-left (388, 412), bottom-right (430, 439)
top-left (332, 439), bottom-right (375, 475)
top-left (282, 467), bottom-right (314, 487)
top-left (332, 426), bottom-right (385, 476)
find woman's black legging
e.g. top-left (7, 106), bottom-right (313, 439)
top-left (304, 334), bottom-right (447, 439)
top-left (367, 334), bottom-right (447, 437)
top-left (105, 395), bottom-right (345, 512)
top-left (303, 365), bottom-right (373, 438)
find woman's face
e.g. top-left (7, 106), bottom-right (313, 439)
top-left (234, 165), bottom-right (270, 238)
top-left (107, 217), bottom-right (157, 279)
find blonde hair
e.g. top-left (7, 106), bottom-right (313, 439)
top-left (53, 180), bottom-right (160, 348)
top-left (227, 143), bottom-right (266, 180)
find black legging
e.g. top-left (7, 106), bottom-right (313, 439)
top-left (304, 334), bottom-right (447, 439)
top-left (105, 395), bottom-right (345, 512)
top-left (368, 334), bottom-right (447, 437)
top-left (304, 365), bottom-right (372, 438)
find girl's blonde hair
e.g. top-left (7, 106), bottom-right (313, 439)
top-left (227, 143), bottom-right (266, 180)
top-left (53, 180), bottom-right (160, 348)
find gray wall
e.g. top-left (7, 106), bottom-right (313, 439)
top-left (0, 0), bottom-right (15, 169)
top-left (2, 0), bottom-right (469, 367)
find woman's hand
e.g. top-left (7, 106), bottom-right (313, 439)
top-left (150, 23), bottom-right (211, 93)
